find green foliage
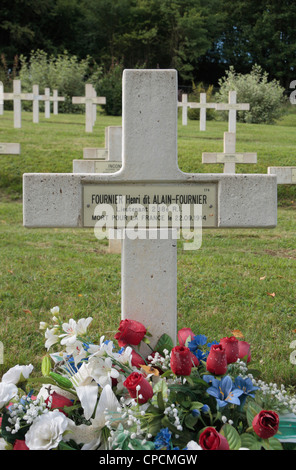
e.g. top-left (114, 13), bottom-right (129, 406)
top-left (1, 1), bottom-right (296, 86)
top-left (94, 62), bottom-right (123, 116)
top-left (18, 50), bottom-right (102, 113)
top-left (216, 65), bottom-right (286, 124)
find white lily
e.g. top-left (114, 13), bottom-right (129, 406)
top-left (88, 355), bottom-right (120, 388)
top-left (65, 384), bottom-right (120, 449)
top-left (2, 364), bottom-right (34, 385)
top-left (59, 317), bottom-right (92, 346)
top-left (64, 339), bottom-right (87, 366)
top-left (0, 382), bottom-right (18, 409)
top-left (44, 328), bottom-right (59, 350)
top-left (70, 362), bottom-right (99, 420)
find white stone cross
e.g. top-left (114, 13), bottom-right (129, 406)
top-left (23, 69), bottom-right (277, 348)
top-left (268, 167), bottom-right (296, 185)
top-left (0, 143), bottom-right (20, 155)
top-left (32, 85), bottom-right (46, 124)
top-left (189, 93), bottom-right (217, 131)
top-left (51, 90), bottom-right (65, 115)
top-left (72, 84), bottom-right (106, 132)
top-left (0, 81), bottom-right (3, 115)
top-left (178, 94), bottom-right (190, 125)
top-left (216, 91), bottom-right (250, 133)
top-left (202, 131), bottom-right (257, 173)
top-left (3, 80), bottom-right (34, 128)
top-left (78, 126), bottom-right (122, 168)
top-left (44, 88), bottom-right (51, 119)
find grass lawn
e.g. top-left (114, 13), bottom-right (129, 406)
top-left (0, 108), bottom-right (296, 387)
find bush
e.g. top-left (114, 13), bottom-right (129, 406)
top-left (93, 62), bottom-right (124, 116)
top-left (216, 65), bottom-right (286, 124)
top-left (18, 50), bottom-right (102, 113)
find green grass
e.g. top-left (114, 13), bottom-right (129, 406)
top-left (0, 109), bottom-right (296, 387)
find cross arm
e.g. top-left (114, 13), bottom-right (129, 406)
top-left (216, 103), bottom-right (250, 111)
top-left (202, 152), bottom-right (257, 164)
top-left (72, 97), bottom-right (86, 104)
top-left (94, 97), bottom-right (106, 105)
top-left (268, 167), bottom-right (296, 184)
top-left (23, 172), bottom-right (277, 229)
top-left (189, 102), bottom-right (216, 109)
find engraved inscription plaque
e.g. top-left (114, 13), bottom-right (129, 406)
top-left (83, 183), bottom-right (218, 228)
top-left (94, 161), bottom-right (122, 173)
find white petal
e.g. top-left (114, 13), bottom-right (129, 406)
top-left (76, 383), bottom-right (99, 420)
top-left (93, 384), bottom-right (120, 427)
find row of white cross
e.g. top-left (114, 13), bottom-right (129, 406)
top-left (0, 80), bottom-right (65, 127)
top-left (178, 90), bottom-right (249, 131)
top-left (0, 80), bottom-right (106, 132)
top-left (1, 76), bottom-right (295, 184)
top-left (1, 80), bottom-right (250, 134)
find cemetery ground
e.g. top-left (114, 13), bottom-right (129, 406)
top-left (0, 109), bottom-right (296, 388)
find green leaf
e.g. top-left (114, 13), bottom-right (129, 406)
top-left (58, 440), bottom-right (78, 450)
top-left (184, 413), bottom-right (198, 431)
top-left (220, 424), bottom-right (242, 450)
top-left (190, 401), bottom-right (204, 411)
top-left (240, 433), bottom-right (262, 450)
top-left (246, 401), bottom-right (262, 428)
top-left (154, 334), bottom-right (174, 355)
top-left (262, 437), bottom-right (283, 451)
top-left (157, 391), bottom-right (165, 412)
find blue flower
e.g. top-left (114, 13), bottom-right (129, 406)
top-left (234, 376), bottom-right (260, 407)
top-left (188, 335), bottom-right (208, 351)
top-left (206, 375), bottom-right (244, 408)
top-left (188, 334), bottom-right (209, 361)
top-left (201, 404), bottom-right (210, 414)
top-left (234, 376), bottom-right (259, 396)
top-left (192, 409), bottom-right (201, 417)
top-left (154, 428), bottom-right (173, 450)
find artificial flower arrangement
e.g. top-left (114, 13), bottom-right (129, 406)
top-left (0, 306), bottom-right (295, 451)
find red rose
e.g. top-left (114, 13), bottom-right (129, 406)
top-left (220, 336), bottom-right (239, 364)
top-left (170, 345), bottom-right (192, 376)
top-left (45, 391), bottom-right (73, 415)
top-left (238, 341), bottom-right (251, 363)
top-left (199, 427), bottom-right (229, 450)
top-left (115, 319), bottom-right (147, 346)
top-left (123, 372), bottom-right (153, 404)
top-left (13, 439), bottom-right (29, 450)
top-left (252, 410), bottom-right (279, 439)
top-left (130, 349), bottom-right (146, 368)
top-left (190, 352), bottom-right (199, 367)
top-left (206, 344), bottom-right (228, 375)
top-left (177, 328), bottom-right (195, 347)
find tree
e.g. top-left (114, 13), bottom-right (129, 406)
top-left (216, 0), bottom-right (296, 87)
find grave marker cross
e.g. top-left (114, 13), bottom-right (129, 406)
top-left (51, 90), bottom-right (65, 115)
top-left (189, 93), bottom-right (217, 131)
top-left (3, 80), bottom-right (34, 128)
top-left (0, 143), bottom-right (20, 155)
top-left (0, 81), bottom-right (3, 115)
top-left (32, 85), bottom-right (46, 124)
top-left (72, 84), bottom-right (106, 132)
top-left (23, 70), bottom-right (277, 348)
top-left (268, 166), bottom-right (296, 185)
top-left (177, 94), bottom-right (190, 125)
top-left (216, 91), bottom-right (250, 133)
top-left (202, 132), bottom-right (257, 174)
